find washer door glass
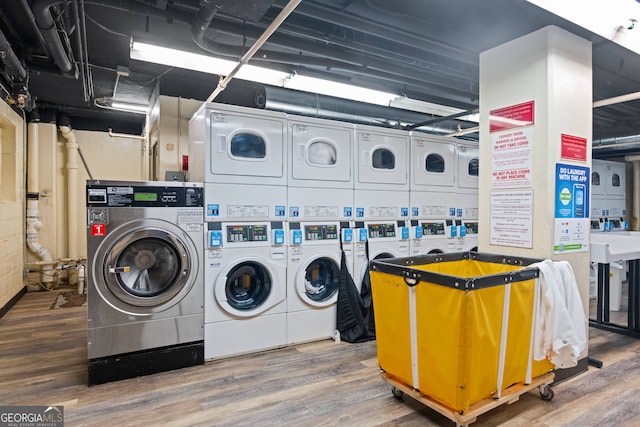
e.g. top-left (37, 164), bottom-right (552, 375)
top-left (304, 257), bottom-right (339, 302)
top-left (226, 261), bottom-right (272, 310)
top-left (103, 228), bottom-right (191, 308)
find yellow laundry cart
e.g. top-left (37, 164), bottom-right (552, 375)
top-left (370, 252), bottom-right (555, 424)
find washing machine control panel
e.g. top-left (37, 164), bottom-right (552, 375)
top-left (422, 222), bottom-right (445, 236)
top-left (227, 224), bottom-right (268, 242)
top-left (304, 225), bottom-right (338, 241)
top-left (368, 223), bottom-right (395, 238)
top-left (86, 183), bottom-right (203, 208)
top-left (463, 221), bottom-right (478, 235)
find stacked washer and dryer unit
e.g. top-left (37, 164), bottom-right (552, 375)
top-left (285, 115), bottom-right (355, 345)
top-left (86, 180), bottom-right (205, 385)
top-left (353, 124), bottom-right (411, 288)
top-left (409, 134), bottom-right (469, 255)
top-left (456, 141), bottom-right (480, 251)
top-left (189, 103), bottom-right (288, 360)
top-left (591, 159), bottom-right (627, 232)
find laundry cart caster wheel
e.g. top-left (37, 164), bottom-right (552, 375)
top-left (391, 387), bottom-right (404, 399)
top-left (539, 385), bottom-right (554, 401)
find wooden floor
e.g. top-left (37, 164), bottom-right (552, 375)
top-left (2, 288), bottom-right (640, 426)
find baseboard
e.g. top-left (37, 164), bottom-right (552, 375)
top-left (0, 286), bottom-right (26, 320)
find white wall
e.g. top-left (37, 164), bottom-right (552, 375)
top-left (25, 123), bottom-right (146, 288)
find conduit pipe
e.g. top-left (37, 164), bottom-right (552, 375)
top-left (26, 122), bottom-right (54, 285)
top-left (59, 123), bottom-right (79, 259)
top-left (625, 154), bottom-right (640, 231)
top-left (205, 0), bottom-right (302, 103)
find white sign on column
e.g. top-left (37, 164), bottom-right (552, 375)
top-left (490, 190), bottom-right (534, 248)
top-left (491, 127), bottom-right (533, 189)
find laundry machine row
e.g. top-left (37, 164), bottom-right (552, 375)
top-left (186, 103), bottom-right (480, 354)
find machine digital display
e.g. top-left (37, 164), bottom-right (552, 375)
top-left (611, 219), bottom-right (621, 228)
top-left (463, 222), bottom-right (479, 234)
top-left (368, 223), bottom-right (395, 238)
top-left (134, 192), bottom-right (158, 202)
top-left (227, 225), bottom-right (268, 242)
top-left (422, 222), bottom-right (445, 236)
top-left (591, 220), bottom-right (600, 230)
top-left (304, 224), bottom-right (338, 240)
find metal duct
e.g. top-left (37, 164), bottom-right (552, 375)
top-left (32, 0), bottom-right (78, 76)
top-left (258, 86), bottom-right (463, 134)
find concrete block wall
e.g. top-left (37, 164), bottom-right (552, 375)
top-left (0, 103), bottom-right (25, 308)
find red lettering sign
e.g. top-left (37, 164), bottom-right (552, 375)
top-left (490, 101), bottom-right (535, 133)
top-left (560, 133), bottom-right (587, 162)
top-left (91, 223), bottom-right (106, 236)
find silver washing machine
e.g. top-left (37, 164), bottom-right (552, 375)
top-left (86, 180), bottom-right (204, 385)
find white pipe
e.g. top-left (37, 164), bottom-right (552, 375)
top-left (593, 140), bottom-right (640, 150)
top-left (206, 0), bottom-right (302, 103)
top-left (27, 122), bottom-right (38, 193)
top-left (444, 126), bottom-right (480, 137)
top-left (26, 123), bottom-right (54, 285)
top-left (108, 128), bottom-right (145, 140)
top-left (26, 197), bottom-right (54, 284)
top-left (77, 264), bottom-right (85, 295)
top-left (59, 125), bottom-right (79, 259)
top-left (593, 91), bottom-right (640, 108)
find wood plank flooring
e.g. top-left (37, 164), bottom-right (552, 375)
top-left (2, 288), bottom-right (640, 426)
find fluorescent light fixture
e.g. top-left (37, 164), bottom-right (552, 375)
top-left (284, 74), bottom-right (396, 106)
top-left (390, 96), bottom-right (479, 122)
top-left (131, 40), bottom-right (290, 87)
top-left (111, 102), bottom-right (150, 114)
top-left (527, 0), bottom-right (640, 54)
top-left (130, 39), bottom-right (473, 117)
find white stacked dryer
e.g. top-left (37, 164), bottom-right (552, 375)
top-left (287, 115), bottom-right (354, 221)
top-left (204, 221), bottom-right (287, 359)
top-left (189, 103), bottom-right (287, 222)
top-left (456, 140), bottom-right (480, 251)
top-left (286, 221), bottom-right (353, 344)
top-left (592, 159), bottom-right (627, 232)
top-left (353, 124), bottom-right (410, 287)
top-left (189, 103), bottom-right (289, 359)
top-left (409, 133), bottom-right (461, 255)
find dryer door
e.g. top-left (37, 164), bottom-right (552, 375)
top-left (93, 219), bottom-right (198, 315)
top-left (215, 258), bottom-right (284, 317)
top-left (296, 256), bottom-right (340, 308)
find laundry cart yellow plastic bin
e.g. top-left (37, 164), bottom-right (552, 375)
top-left (370, 252), bottom-right (554, 413)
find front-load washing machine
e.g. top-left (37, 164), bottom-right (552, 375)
top-left (189, 102), bottom-right (288, 222)
top-left (415, 219), bottom-right (460, 254)
top-left (86, 180), bottom-right (204, 385)
top-left (287, 115), bottom-right (354, 221)
top-left (354, 220), bottom-right (410, 288)
top-left (286, 221), bottom-right (353, 345)
top-left (354, 124), bottom-right (409, 220)
top-left (204, 221), bottom-right (287, 359)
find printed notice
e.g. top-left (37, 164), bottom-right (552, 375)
top-left (491, 127), bottom-right (533, 188)
top-left (554, 163), bottom-right (590, 254)
top-left (490, 190), bottom-right (533, 249)
top-left (560, 134), bottom-right (587, 162)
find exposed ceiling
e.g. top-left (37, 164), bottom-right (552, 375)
top-left (1, 0), bottom-right (640, 157)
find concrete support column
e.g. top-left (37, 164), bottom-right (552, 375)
top-left (478, 26), bottom-right (592, 369)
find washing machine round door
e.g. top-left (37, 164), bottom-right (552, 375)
top-left (298, 256), bottom-right (339, 307)
top-left (95, 219), bottom-right (197, 314)
top-left (224, 261), bottom-right (272, 311)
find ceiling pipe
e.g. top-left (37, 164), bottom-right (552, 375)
top-left (201, 0), bottom-right (303, 103)
top-left (259, 86), bottom-right (462, 134)
top-left (0, 29), bottom-right (27, 82)
top-left (32, 0), bottom-right (79, 76)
